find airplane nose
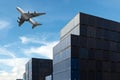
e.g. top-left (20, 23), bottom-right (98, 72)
top-left (16, 7), bottom-right (19, 10)
top-left (16, 7), bottom-right (21, 11)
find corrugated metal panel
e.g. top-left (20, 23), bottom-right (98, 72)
top-left (60, 13), bottom-right (80, 40)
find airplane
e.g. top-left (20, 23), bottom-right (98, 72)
top-left (16, 7), bottom-right (46, 29)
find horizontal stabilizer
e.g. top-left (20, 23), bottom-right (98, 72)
top-left (32, 22), bottom-right (41, 29)
top-left (17, 7), bottom-right (45, 29)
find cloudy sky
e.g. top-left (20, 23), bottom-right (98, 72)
top-left (0, 0), bottom-right (120, 80)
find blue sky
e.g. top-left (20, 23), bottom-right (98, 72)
top-left (0, 0), bottom-right (120, 80)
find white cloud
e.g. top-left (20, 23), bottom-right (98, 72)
top-left (19, 36), bottom-right (46, 44)
top-left (0, 46), bottom-right (28, 80)
top-left (0, 20), bottom-right (12, 39)
top-left (0, 20), bottom-right (10, 30)
top-left (19, 36), bottom-right (29, 44)
top-left (0, 34), bottom-right (58, 80)
top-left (19, 32), bottom-right (58, 44)
top-left (0, 58), bottom-right (28, 80)
top-left (0, 47), bottom-right (16, 58)
top-left (19, 35), bottom-right (59, 59)
top-left (23, 41), bottom-right (58, 59)
top-left (0, 40), bottom-right (58, 80)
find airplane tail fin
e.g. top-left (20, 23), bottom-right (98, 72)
top-left (32, 22), bottom-right (41, 29)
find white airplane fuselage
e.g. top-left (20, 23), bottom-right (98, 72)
top-left (16, 7), bottom-right (45, 29)
top-left (17, 7), bottom-right (30, 20)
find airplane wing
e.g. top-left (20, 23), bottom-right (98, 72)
top-left (30, 12), bottom-right (46, 16)
top-left (16, 7), bottom-right (45, 28)
top-left (24, 12), bottom-right (46, 18)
